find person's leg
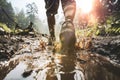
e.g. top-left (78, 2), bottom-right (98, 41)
top-left (44, 0), bottom-right (59, 45)
top-left (60, 0), bottom-right (76, 54)
top-left (47, 14), bottom-right (55, 39)
top-left (61, 0), bottom-right (76, 21)
top-left (59, 1), bottom-right (76, 80)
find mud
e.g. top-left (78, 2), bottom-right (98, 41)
top-left (0, 35), bottom-right (120, 80)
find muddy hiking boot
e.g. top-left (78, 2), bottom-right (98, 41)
top-left (60, 20), bottom-right (76, 55)
top-left (59, 54), bottom-right (76, 80)
top-left (48, 36), bottom-right (55, 46)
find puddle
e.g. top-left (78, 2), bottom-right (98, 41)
top-left (4, 53), bottom-right (84, 80)
top-left (4, 62), bottom-right (35, 80)
top-left (2, 36), bottom-right (84, 80)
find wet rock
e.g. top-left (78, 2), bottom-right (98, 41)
top-left (0, 50), bottom-right (12, 60)
top-left (22, 70), bottom-right (33, 78)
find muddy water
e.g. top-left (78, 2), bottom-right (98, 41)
top-left (3, 36), bottom-right (84, 80)
top-left (4, 53), bottom-right (84, 80)
top-left (2, 36), bottom-right (120, 80)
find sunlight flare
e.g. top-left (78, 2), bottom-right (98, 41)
top-left (78, 0), bottom-right (94, 13)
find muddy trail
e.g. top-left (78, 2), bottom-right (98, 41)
top-left (0, 34), bottom-right (120, 80)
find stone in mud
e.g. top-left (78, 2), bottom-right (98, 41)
top-left (22, 70), bottom-right (33, 78)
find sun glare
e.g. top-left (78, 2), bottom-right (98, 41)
top-left (78, 0), bottom-right (94, 13)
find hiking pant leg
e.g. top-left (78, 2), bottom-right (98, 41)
top-left (44, 0), bottom-right (59, 37)
top-left (61, 0), bottom-right (76, 21)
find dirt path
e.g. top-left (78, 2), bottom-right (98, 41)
top-left (0, 35), bottom-right (120, 80)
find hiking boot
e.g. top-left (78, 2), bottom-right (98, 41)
top-left (60, 20), bottom-right (76, 55)
top-left (48, 37), bottom-right (55, 46)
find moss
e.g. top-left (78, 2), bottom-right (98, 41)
top-left (0, 23), bottom-right (11, 33)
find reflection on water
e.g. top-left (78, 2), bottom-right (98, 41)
top-left (4, 62), bottom-right (36, 80)
top-left (4, 53), bottom-right (84, 80)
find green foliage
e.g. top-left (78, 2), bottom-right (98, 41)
top-left (106, 26), bottom-right (120, 35)
top-left (0, 0), bottom-right (15, 27)
top-left (13, 2), bottom-right (39, 30)
top-left (95, 25), bottom-right (106, 36)
top-left (15, 9), bottom-right (29, 29)
top-left (0, 23), bottom-right (11, 33)
top-left (97, 14), bottom-right (120, 36)
top-left (76, 0), bottom-right (120, 37)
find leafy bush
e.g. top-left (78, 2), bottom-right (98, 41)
top-left (106, 26), bottom-right (120, 35)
